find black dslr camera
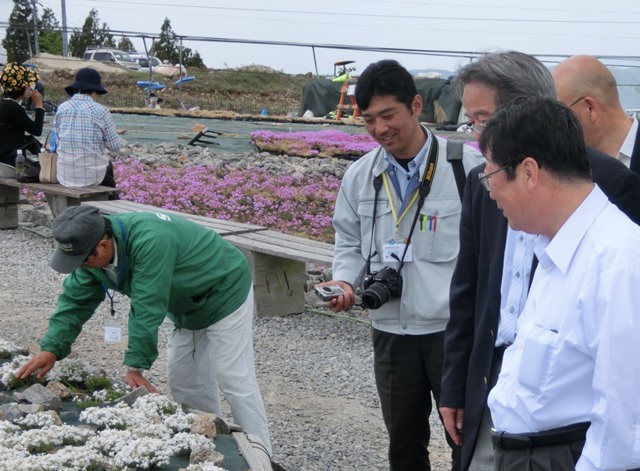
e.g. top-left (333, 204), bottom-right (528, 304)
top-left (361, 267), bottom-right (403, 310)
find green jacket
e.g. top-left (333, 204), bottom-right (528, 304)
top-left (41, 212), bottom-right (252, 369)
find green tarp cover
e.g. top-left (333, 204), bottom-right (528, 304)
top-left (299, 77), bottom-right (461, 124)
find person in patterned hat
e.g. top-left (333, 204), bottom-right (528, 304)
top-left (23, 65), bottom-right (46, 111)
top-left (0, 62), bottom-right (44, 166)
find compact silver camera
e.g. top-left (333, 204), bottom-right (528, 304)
top-left (314, 285), bottom-right (346, 301)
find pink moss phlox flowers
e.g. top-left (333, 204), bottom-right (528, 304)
top-left (113, 160), bottom-right (340, 242)
top-left (250, 129), bottom-right (377, 158)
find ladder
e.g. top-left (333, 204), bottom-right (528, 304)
top-left (336, 81), bottom-right (360, 120)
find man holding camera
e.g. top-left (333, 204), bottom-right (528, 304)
top-left (319, 59), bottom-right (482, 471)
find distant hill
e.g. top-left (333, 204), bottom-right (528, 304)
top-left (410, 68), bottom-right (454, 79)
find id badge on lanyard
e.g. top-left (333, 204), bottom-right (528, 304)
top-left (104, 318), bottom-right (122, 344)
top-left (382, 237), bottom-right (412, 263)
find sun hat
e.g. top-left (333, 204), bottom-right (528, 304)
top-left (64, 67), bottom-right (108, 96)
top-left (26, 66), bottom-right (40, 88)
top-left (50, 206), bottom-right (106, 274)
top-left (0, 62), bottom-right (30, 93)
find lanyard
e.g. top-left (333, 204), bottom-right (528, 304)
top-left (366, 131), bottom-right (440, 273)
top-left (380, 132), bottom-right (439, 235)
top-left (101, 218), bottom-right (128, 317)
top-left (382, 172), bottom-right (420, 232)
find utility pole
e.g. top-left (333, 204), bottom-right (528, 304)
top-left (30, 0), bottom-right (40, 56)
top-left (61, 0), bottom-right (68, 57)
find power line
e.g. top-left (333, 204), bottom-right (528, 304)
top-left (66, 0), bottom-right (640, 25)
top-left (4, 18), bottom-right (640, 69)
top-left (348, 0), bottom-right (640, 16)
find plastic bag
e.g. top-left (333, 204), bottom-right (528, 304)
top-left (15, 153), bottom-right (41, 183)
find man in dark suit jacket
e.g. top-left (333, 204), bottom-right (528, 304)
top-left (553, 55), bottom-right (640, 175)
top-left (439, 51), bottom-right (640, 471)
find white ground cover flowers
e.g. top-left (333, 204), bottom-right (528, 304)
top-left (0, 338), bottom-right (19, 355)
top-left (0, 393), bottom-right (226, 470)
top-left (0, 354), bottom-right (28, 386)
top-left (45, 357), bottom-right (101, 384)
top-left (186, 464), bottom-right (229, 471)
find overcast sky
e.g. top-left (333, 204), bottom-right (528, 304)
top-left (1, 0), bottom-right (640, 76)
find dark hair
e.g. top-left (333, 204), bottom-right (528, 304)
top-left (479, 96), bottom-right (590, 182)
top-left (355, 59), bottom-right (417, 111)
top-left (103, 217), bottom-right (113, 238)
top-left (3, 87), bottom-right (27, 100)
top-left (86, 217), bottom-right (113, 259)
top-left (453, 51), bottom-right (556, 106)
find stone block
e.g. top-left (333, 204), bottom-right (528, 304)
top-left (22, 383), bottom-right (61, 410)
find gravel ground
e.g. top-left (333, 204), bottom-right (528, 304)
top-left (0, 215), bottom-right (454, 471)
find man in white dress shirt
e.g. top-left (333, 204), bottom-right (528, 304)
top-left (553, 55), bottom-right (640, 175)
top-left (481, 96), bottom-right (640, 471)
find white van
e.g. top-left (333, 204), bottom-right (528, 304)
top-left (129, 53), bottom-right (162, 71)
top-left (128, 53), bottom-right (187, 78)
top-left (83, 47), bottom-right (140, 70)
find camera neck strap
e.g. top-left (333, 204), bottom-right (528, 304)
top-left (366, 130), bottom-right (440, 275)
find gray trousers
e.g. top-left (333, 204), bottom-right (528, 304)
top-left (494, 440), bottom-right (584, 471)
top-left (468, 405), bottom-right (495, 471)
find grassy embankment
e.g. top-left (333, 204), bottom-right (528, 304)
top-left (43, 67), bottom-right (316, 117)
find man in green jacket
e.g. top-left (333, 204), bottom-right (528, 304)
top-left (17, 206), bottom-right (272, 454)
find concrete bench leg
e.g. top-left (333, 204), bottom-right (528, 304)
top-left (45, 194), bottom-right (71, 218)
top-left (0, 185), bottom-right (19, 230)
top-left (243, 251), bottom-right (307, 316)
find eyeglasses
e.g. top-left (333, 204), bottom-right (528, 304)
top-left (478, 158), bottom-right (527, 191)
top-left (463, 121), bottom-right (487, 135)
top-left (478, 165), bottom-right (509, 191)
top-left (568, 96), bottom-right (586, 108)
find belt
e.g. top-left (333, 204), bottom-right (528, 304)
top-left (494, 345), bottom-right (509, 361)
top-left (491, 422), bottom-right (590, 450)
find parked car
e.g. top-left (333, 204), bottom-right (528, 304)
top-left (83, 47), bottom-right (140, 70)
top-left (129, 53), bottom-right (162, 71)
top-left (128, 52), bottom-right (187, 79)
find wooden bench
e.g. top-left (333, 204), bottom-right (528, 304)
top-left (0, 177), bottom-right (118, 230)
top-left (84, 199), bottom-right (267, 236)
top-left (82, 200), bottom-right (335, 316)
top-left (223, 230), bottom-right (334, 316)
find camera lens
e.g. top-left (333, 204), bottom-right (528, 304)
top-left (361, 282), bottom-right (391, 310)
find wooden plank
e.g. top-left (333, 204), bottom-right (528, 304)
top-left (224, 232), bottom-right (333, 265)
top-left (0, 177), bottom-right (117, 199)
top-left (244, 229), bottom-right (336, 250)
top-left (232, 431), bottom-right (272, 471)
top-left (83, 200), bottom-right (267, 236)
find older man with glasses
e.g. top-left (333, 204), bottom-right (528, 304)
top-left (483, 95), bottom-right (640, 470)
top-left (553, 55), bottom-right (640, 176)
top-left (438, 50), bottom-right (640, 471)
